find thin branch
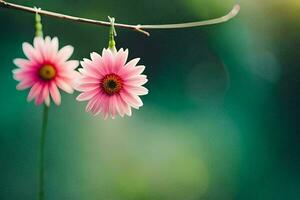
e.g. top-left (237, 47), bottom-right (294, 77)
top-left (0, 0), bottom-right (240, 36)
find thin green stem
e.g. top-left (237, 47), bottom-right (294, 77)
top-left (108, 16), bottom-right (116, 50)
top-left (38, 105), bottom-right (49, 200)
top-left (35, 11), bottom-right (43, 37)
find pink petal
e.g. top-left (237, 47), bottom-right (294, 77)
top-left (33, 37), bottom-right (46, 61)
top-left (82, 58), bottom-right (105, 77)
top-left (124, 58), bottom-right (140, 69)
top-left (111, 95), bottom-right (123, 117)
top-left (56, 45), bottom-right (74, 64)
top-left (51, 37), bottom-right (59, 53)
top-left (44, 37), bottom-right (52, 55)
top-left (55, 78), bottom-right (74, 93)
top-left (42, 84), bottom-right (50, 104)
top-left (113, 94), bottom-right (128, 118)
top-left (49, 82), bottom-right (61, 105)
top-left (120, 90), bottom-right (143, 109)
top-left (92, 95), bottom-right (105, 116)
top-left (16, 79), bottom-right (36, 90)
top-left (58, 68), bottom-right (80, 81)
top-left (13, 58), bottom-right (33, 69)
top-left (78, 76), bottom-right (100, 84)
top-left (45, 94), bottom-right (50, 106)
top-left (13, 70), bottom-right (36, 81)
top-left (120, 65), bottom-right (145, 78)
top-left (124, 75), bottom-right (148, 86)
top-left (109, 96), bottom-right (117, 119)
top-left (27, 82), bottom-right (43, 101)
top-left (117, 95), bottom-right (132, 116)
top-left (80, 61), bottom-right (103, 79)
top-left (76, 82), bottom-right (99, 92)
top-left (35, 84), bottom-right (47, 105)
top-left (44, 36), bottom-right (55, 62)
top-left (22, 42), bottom-right (42, 63)
top-left (102, 48), bottom-right (114, 74)
top-left (114, 48), bottom-right (128, 73)
top-left (124, 85), bottom-right (148, 96)
top-left (76, 89), bottom-right (99, 101)
top-left (100, 95), bottom-right (110, 119)
top-left (90, 52), bottom-right (101, 62)
top-left (63, 60), bottom-right (79, 70)
top-left (85, 96), bottom-right (99, 112)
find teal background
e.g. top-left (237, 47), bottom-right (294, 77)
top-left (1, 0), bottom-right (300, 199)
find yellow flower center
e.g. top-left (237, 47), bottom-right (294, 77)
top-left (39, 64), bottom-right (56, 80)
top-left (101, 74), bottom-right (123, 95)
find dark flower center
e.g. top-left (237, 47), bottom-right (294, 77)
top-left (39, 64), bottom-right (56, 80)
top-left (101, 73), bottom-right (123, 95)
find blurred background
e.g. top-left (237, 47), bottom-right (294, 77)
top-left (0, 0), bottom-right (300, 199)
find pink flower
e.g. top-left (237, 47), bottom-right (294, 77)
top-left (13, 36), bottom-right (80, 106)
top-left (76, 48), bottom-right (148, 119)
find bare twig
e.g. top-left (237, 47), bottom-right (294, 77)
top-left (0, 0), bottom-right (240, 36)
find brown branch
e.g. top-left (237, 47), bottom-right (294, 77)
top-left (0, 0), bottom-right (240, 36)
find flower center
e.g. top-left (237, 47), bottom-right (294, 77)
top-left (101, 73), bottom-right (123, 95)
top-left (39, 64), bottom-right (56, 81)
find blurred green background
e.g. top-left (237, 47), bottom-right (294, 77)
top-left (1, 0), bottom-right (300, 199)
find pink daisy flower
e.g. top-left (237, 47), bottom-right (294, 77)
top-left (13, 36), bottom-right (80, 106)
top-left (76, 48), bottom-right (148, 119)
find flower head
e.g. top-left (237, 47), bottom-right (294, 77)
top-left (13, 36), bottom-right (79, 106)
top-left (76, 48), bottom-right (148, 119)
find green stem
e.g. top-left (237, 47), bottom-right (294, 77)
top-left (108, 16), bottom-right (116, 50)
top-left (108, 29), bottom-right (115, 49)
top-left (35, 12), bottom-right (43, 37)
top-left (38, 105), bottom-right (48, 200)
